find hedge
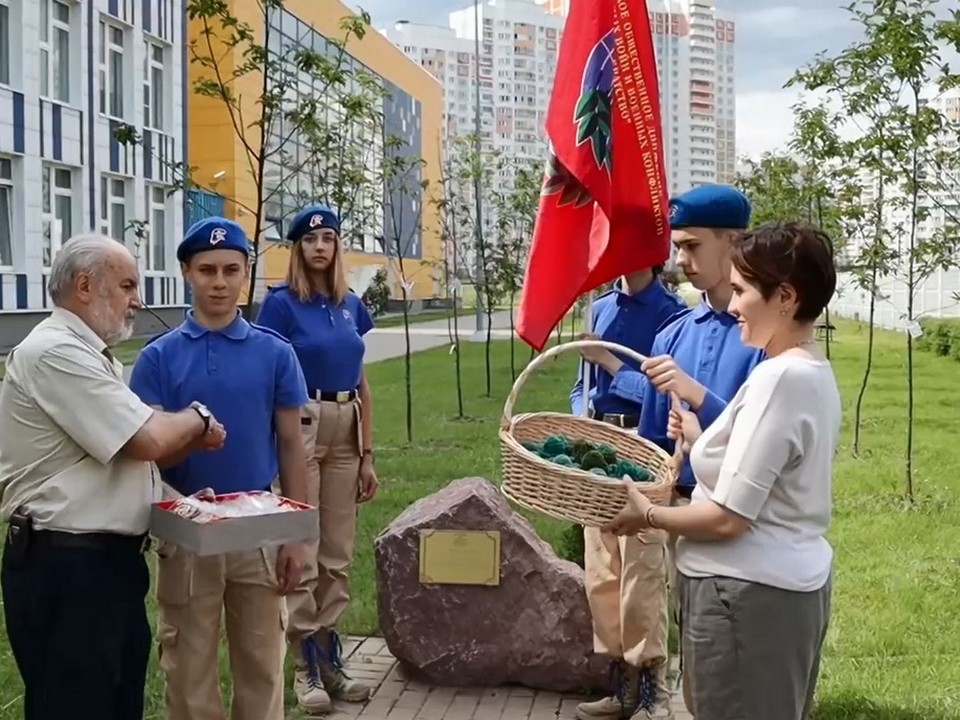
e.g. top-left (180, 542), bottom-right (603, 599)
top-left (917, 318), bottom-right (960, 362)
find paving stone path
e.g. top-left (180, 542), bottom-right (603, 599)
top-left (296, 636), bottom-right (692, 720)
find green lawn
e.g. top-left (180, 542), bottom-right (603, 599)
top-left (0, 320), bottom-right (958, 718)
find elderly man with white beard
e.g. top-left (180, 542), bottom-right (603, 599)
top-left (0, 234), bottom-right (226, 720)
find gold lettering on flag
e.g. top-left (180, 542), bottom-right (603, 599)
top-left (611, 0), bottom-right (667, 239)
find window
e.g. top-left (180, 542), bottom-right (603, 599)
top-left (40, 0), bottom-right (72, 102)
top-left (143, 41), bottom-right (165, 130)
top-left (0, 157), bottom-right (11, 266)
top-left (0, 1), bottom-right (10, 86)
top-left (100, 175), bottom-right (127, 244)
top-left (42, 164), bottom-right (74, 268)
top-left (99, 20), bottom-right (125, 118)
top-left (146, 185), bottom-right (167, 271)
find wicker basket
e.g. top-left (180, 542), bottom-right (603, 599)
top-left (499, 340), bottom-right (681, 527)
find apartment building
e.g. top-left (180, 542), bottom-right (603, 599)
top-left (539, 0), bottom-right (737, 194)
top-left (0, 0), bottom-right (186, 346)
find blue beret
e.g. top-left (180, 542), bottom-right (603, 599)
top-left (286, 204), bottom-right (340, 242)
top-left (177, 217), bottom-right (250, 262)
top-left (669, 185), bottom-right (751, 230)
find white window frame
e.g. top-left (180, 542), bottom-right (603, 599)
top-left (100, 174), bottom-right (129, 246)
top-left (99, 19), bottom-right (126, 119)
top-left (0, 0), bottom-right (11, 87)
top-left (42, 163), bottom-right (75, 269)
top-left (145, 184), bottom-right (167, 272)
top-left (0, 156), bottom-right (13, 268)
top-left (40, 0), bottom-right (72, 103)
top-left (143, 39), bottom-right (166, 131)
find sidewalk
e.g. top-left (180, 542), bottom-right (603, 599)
top-left (309, 636), bottom-right (692, 720)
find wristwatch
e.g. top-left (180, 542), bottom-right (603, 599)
top-left (190, 401), bottom-right (212, 432)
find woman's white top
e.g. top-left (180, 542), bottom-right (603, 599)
top-left (676, 353), bottom-right (841, 592)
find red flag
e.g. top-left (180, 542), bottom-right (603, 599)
top-left (516, 0), bottom-right (671, 351)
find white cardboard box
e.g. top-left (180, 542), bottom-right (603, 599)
top-left (149, 492), bottom-right (318, 556)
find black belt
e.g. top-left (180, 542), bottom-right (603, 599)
top-left (32, 529), bottom-right (151, 554)
top-left (675, 486), bottom-right (693, 499)
top-left (309, 389), bottom-right (358, 403)
top-left (590, 409), bottom-right (640, 428)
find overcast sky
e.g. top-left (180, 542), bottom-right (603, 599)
top-left (352, 1), bottom-right (949, 160)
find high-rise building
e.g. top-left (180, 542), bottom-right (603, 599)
top-left (0, 0), bottom-right (188, 346)
top-left (382, 0), bottom-right (563, 163)
top-left (538, 0), bottom-right (737, 194)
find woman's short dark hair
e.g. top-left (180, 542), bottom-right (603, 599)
top-left (731, 221), bottom-right (837, 323)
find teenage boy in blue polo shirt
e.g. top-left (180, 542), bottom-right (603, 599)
top-left (129, 217), bottom-right (309, 720)
top-left (576, 185), bottom-right (764, 720)
top-left (569, 266), bottom-right (685, 720)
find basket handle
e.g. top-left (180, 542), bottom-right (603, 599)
top-left (500, 339), bottom-right (687, 475)
top-left (501, 340), bottom-right (648, 426)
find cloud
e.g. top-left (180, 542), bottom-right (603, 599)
top-left (735, 90), bottom-right (802, 159)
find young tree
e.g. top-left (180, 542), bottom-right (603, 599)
top-left (789, 0), bottom-right (960, 495)
top-left (117, 2), bottom-right (378, 318)
top-left (432, 144), bottom-right (475, 418)
top-left (444, 134), bottom-right (503, 396)
top-left (377, 132), bottom-right (429, 443)
top-left (490, 160), bottom-right (539, 380)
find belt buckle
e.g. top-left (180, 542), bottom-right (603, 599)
top-left (336, 391), bottom-right (350, 404)
top-left (603, 413), bottom-right (624, 427)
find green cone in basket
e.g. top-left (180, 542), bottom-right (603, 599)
top-left (580, 450), bottom-right (608, 472)
top-left (589, 467), bottom-right (609, 477)
top-left (550, 454), bottom-right (575, 466)
top-left (521, 440), bottom-right (544, 454)
top-left (570, 439), bottom-right (594, 463)
top-left (615, 459), bottom-right (653, 483)
top-left (542, 435), bottom-right (570, 457)
top-left (597, 443), bottom-right (618, 465)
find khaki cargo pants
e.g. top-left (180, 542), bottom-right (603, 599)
top-left (156, 544), bottom-right (287, 720)
top-left (584, 494), bottom-right (690, 675)
top-left (286, 397), bottom-right (362, 660)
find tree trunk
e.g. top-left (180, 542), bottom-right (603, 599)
top-left (484, 289), bottom-right (494, 397)
top-left (853, 259), bottom-right (877, 457)
top-left (401, 281), bottom-right (413, 443)
top-left (453, 288), bottom-right (464, 418)
top-left (853, 172), bottom-right (884, 457)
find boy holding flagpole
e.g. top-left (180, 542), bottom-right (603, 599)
top-left (575, 185), bottom-right (764, 720)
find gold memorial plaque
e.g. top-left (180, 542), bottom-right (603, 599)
top-left (419, 529), bottom-right (501, 586)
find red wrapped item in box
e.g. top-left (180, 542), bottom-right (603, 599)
top-left (150, 491), bottom-right (318, 556)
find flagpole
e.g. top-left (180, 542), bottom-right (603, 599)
top-left (580, 290), bottom-right (594, 418)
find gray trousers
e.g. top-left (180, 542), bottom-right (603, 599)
top-left (678, 573), bottom-right (831, 720)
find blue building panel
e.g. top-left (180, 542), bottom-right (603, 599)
top-left (382, 80), bottom-right (423, 261)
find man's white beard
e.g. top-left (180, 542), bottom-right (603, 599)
top-left (91, 299), bottom-right (134, 347)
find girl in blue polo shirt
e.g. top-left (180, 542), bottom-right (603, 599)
top-left (255, 204), bottom-right (378, 715)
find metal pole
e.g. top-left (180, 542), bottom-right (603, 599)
top-left (472, 0), bottom-right (485, 334)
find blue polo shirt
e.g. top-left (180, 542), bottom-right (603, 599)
top-left (570, 280), bottom-right (686, 416)
top-left (611, 298), bottom-right (765, 489)
top-left (255, 284), bottom-right (374, 393)
top-left (129, 312), bottom-right (308, 496)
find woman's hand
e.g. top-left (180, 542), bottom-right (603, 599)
top-left (601, 482), bottom-right (654, 536)
top-left (667, 395), bottom-right (703, 453)
top-left (357, 454), bottom-right (379, 503)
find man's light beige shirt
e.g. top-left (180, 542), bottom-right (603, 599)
top-left (0, 308), bottom-right (159, 535)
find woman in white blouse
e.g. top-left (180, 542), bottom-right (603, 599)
top-left (603, 221), bottom-right (841, 720)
